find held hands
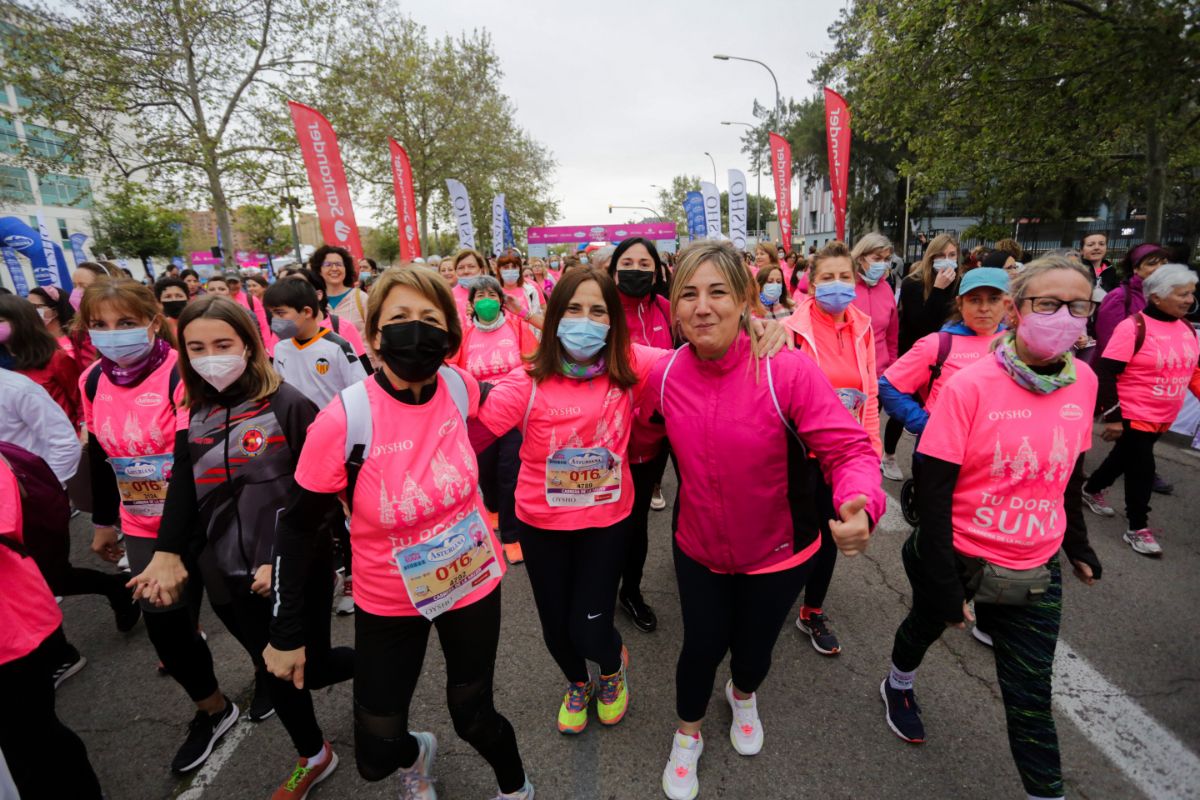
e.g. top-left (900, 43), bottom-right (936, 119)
top-left (91, 526), bottom-right (124, 563)
top-left (250, 564), bottom-right (273, 597)
top-left (750, 317), bottom-right (793, 357)
top-left (264, 644), bottom-right (307, 690)
top-left (126, 551), bottom-right (188, 607)
top-left (1101, 422), bottom-right (1123, 442)
top-left (829, 494), bottom-right (871, 556)
top-left (933, 268), bottom-right (957, 290)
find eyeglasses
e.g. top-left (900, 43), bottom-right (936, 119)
top-left (1020, 296), bottom-right (1097, 317)
top-left (321, 262), bottom-right (343, 269)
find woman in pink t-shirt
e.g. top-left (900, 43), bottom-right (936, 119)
top-left (880, 257), bottom-right (1103, 800)
top-left (262, 268), bottom-right (533, 800)
top-left (1084, 264), bottom-right (1199, 556)
top-left (781, 240), bottom-right (880, 657)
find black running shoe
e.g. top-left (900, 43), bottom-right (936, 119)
top-left (52, 650), bottom-right (87, 690)
top-left (880, 679), bottom-right (925, 744)
top-left (796, 610), bottom-right (841, 655)
top-left (248, 671), bottom-right (276, 722)
top-left (619, 592), bottom-right (657, 633)
top-left (171, 700), bottom-right (240, 773)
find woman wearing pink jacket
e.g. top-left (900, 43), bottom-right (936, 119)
top-left (643, 241), bottom-right (885, 800)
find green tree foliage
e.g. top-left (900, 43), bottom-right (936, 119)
top-left (364, 224), bottom-right (401, 265)
top-left (311, 2), bottom-right (557, 251)
top-left (3, 0), bottom-right (335, 266)
top-left (91, 183), bottom-right (184, 263)
top-left (816, 0), bottom-right (1200, 242)
top-left (652, 174), bottom-right (777, 241)
top-left (236, 204), bottom-right (284, 255)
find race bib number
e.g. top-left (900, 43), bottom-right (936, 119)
top-left (394, 510), bottom-right (501, 621)
top-left (835, 387), bottom-right (868, 423)
top-left (545, 447), bottom-right (621, 507)
top-left (107, 454), bottom-right (173, 517)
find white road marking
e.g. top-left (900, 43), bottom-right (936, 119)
top-left (1053, 641), bottom-right (1200, 800)
top-left (174, 720), bottom-right (256, 800)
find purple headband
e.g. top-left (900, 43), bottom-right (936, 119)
top-left (1127, 243), bottom-right (1166, 267)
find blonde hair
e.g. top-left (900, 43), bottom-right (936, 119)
top-left (850, 233), bottom-right (892, 274)
top-left (755, 241), bottom-right (780, 267)
top-left (906, 233), bottom-right (960, 300)
top-left (365, 266), bottom-right (462, 360)
top-left (671, 240), bottom-right (759, 359)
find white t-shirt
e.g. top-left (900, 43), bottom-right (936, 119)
top-left (272, 328), bottom-right (367, 410)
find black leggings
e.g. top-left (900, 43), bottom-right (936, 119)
top-left (802, 524), bottom-right (837, 610)
top-left (1084, 421), bottom-right (1161, 530)
top-left (621, 448), bottom-right (670, 600)
top-left (518, 518), bottom-right (629, 681)
top-left (884, 415), bottom-right (905, 457)
top-left (23, 517), bottom-right (129, 612)
top-left (353, 589), bottom-right (525, 794)
top-left (0, 629), bottom-right (102, 798)
top-left (673, 540), bottom-right (813, 722)
top-left (478, 430), bottom-right (523, 545)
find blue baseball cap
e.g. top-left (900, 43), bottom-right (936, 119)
top-left (958, 267), bottom-right (1009, 296)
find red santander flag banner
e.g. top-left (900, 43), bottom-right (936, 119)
top-left (768, 132), bottom-right (792, 253)
top-left (824, 87), bottom-right (851, 242)
top-left (287, 100), bottom-right (364, 259)
top-left (388, 138), bottom-right (422, 262)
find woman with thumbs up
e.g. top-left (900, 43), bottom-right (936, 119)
top-left (636, 241), bottom-right (885, 800)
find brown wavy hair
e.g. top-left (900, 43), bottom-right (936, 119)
top-left (175, 295), bottom-right (279, 408)
top-left (77, 277), bottom-right (175, 349)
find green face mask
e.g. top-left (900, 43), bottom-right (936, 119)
top-left (474, 297), bottom-right (501, 323)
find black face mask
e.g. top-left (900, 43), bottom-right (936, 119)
top-left (616, 269), bottom-right (655, 298)
top-left (378, 321), bottom-right (450, 382)
top-left (161, 300), bottom-right (187, 319)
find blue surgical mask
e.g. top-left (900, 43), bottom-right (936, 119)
top-left (358, 271), bottom-right (371, 283)
top-left (457, 275), bottom-right (479, 290)
top-left (557, 317), bottom-right (610, 361)
top-left (89, 326), bottom-right (154, 366)
top-left (862, 262), bottom-right (888, 286)
top-left (761, 283), bottom-right (783, 303)
top-left (501, 269), bottom-right (520, 285)
top-left (814, 281), bottom-right (857, 315)
top-left (550, 261), bottom-right (560, 269)
top-left (933, 258), bottom-right (957, 272)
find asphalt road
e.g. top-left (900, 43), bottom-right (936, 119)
top-left (51, 425), bottom-right (1200, 800)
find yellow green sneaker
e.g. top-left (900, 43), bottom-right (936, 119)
top-left (597, 645), bottom-right (629, 726)
top-left (557, 680), bottom-right (594, 734)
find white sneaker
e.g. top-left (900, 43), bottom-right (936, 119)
top-left (880, 455), bottom-right (903, 482)
top-left (971, 626), bottom-right (993, 648)
top-left (1124, 528), bottom-right (1163, 557)
top-left (1081, 488), bottom-right (1116, 517)
top-left (335, 576), bottom-right (355, 616)
top-left (494, 777), bottom-right (535, 799)
top-left (398, 731), bottom-right (437, 799)
top-left (662, 730), bottom-right (703, 800)
top-left (724, 680), bottom-right (763, 756)
top-left (650, 488), bottom-right (667, 511)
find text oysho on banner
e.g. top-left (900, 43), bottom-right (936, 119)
top-left (824, 87), bottom-right (851, 242)
top-left (699, 181), bottom-right (722, 240)
top-left (769, 132), bottom-right (792, 253)
top-left (287, 101), bottom-right (364, 259)
top-left (503, 209), bottom-right (515, 251)
top-left (491, 194), bottom-right (506, 256)
top-left (683, 191), bottom-right (706, 241)
top-left (388, 138), bottom-right (422, 262)
top-left (727, 169), bottom-right (748, 250)
top-left (445, 179), bottom-right (475, 249)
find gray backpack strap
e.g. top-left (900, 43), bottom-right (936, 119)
top-left (438, 365), bottom-right (469, 422)
top-left (340, 380), bottom-right (372, 511)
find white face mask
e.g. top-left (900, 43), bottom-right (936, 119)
top-left (191, 350), bottom-right (248, 392)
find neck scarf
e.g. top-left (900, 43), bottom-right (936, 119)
top-left (101, 337), bottom-right (172, 387)
top-left (560, 356), bottom-right (606, 381)
top-left (993, 332), bottom-right (1076, 394)
top-left (473, 312), bottom-right (507, 333)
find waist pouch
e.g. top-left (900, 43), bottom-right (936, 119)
top-left (957, 555), bottom-right (1051, 607)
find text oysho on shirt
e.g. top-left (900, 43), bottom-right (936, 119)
top-left (917, 356), bottom-right (1098, 570)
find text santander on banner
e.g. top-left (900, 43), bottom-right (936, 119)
top-left (288, 101), bottom-right (364, 259)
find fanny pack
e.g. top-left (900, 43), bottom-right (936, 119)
top-left (957, 555), bottom-right (1051, 606)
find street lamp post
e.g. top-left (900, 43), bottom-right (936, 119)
top-left (703, 152), bottom-right (717, 185)
top-left (713, 54), bottom-right (782, 126)
top-left (722, 120), bottom-right (762, 239)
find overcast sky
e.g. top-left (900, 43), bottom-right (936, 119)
top-left (404, 0), bottom-right (844, 227)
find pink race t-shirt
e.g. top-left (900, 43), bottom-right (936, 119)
top-left (1103, 314), bottom-right (1198, 423)
top-left (884, 330), bottom-right (1004, 411)
top-left (0, 458), bottom-right (63, 664)
top-left (452, 284), bottom-right (474, 330)
top-left (917, 356), bottom-right (1098, 570)
top-left (319, 313), bottom-right (367, 356)
top-left (79, 352), bottom-right (188, 538)
top-left (455, 319), bottom-right (538, 381)
top-left (295, 368), bottom-right (504, 617)
top-left (477, 344), bottom-right (664, 530)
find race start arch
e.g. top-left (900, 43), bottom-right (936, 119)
top-left (525, 222), bottom-right (677, 259)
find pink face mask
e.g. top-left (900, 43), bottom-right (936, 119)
top-left (69, 287), bottom-right (84, 310)
top-left (1017, 305), bottom-right (1087, 361)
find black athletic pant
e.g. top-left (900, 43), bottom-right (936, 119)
top-left (478, 430), bottom-right (522, 545)
top-left (0, 629), bottom-right (102, 798)
top-left (225, 545), bottom-right (353, 757)
top-left (673, 540), bottom-right (813, 722)
top-left (802, 524), bottom-right (837, 610)
top-left (1084, 420), bottom-right (1161, 530)
top-left (518, 518), bottom-right (629, 681)
top-left (621, 448), bottom-right (670, 600)
top-left (353, 589), bottom-right (525, 794)
top-left (884, 415), bottom-right (905, 456)
top-left (23, 517), bottom-right (129, 612)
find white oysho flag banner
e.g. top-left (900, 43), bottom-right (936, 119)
top-left (491, 194), bottom-right (506, 257)
top-left (727, 169), bottom-right (748, 250)
top-left (446, 179), bottom-right (475, 249)
top-left (699, 181), bottom-right (722, 240)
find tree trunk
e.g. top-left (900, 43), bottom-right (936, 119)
top-left (206, 163), bottom-right (235, 270)
top-left (1144, 118), bottom-right (1166, 243)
